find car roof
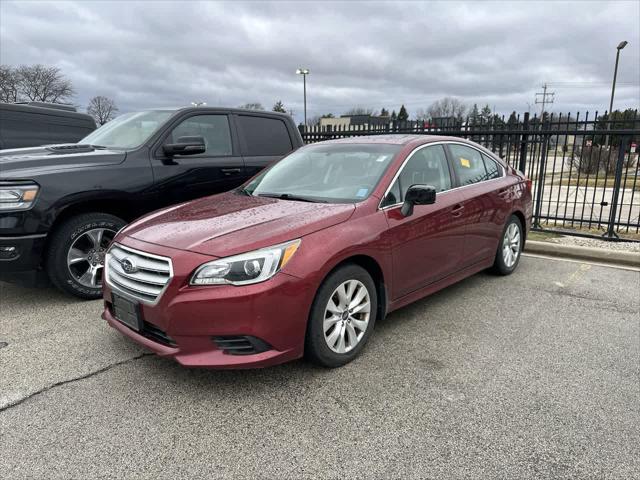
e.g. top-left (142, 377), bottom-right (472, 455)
top-left (145, 106), bottom-right (292, 117)
top-left (0, 102), bottom-right (95, 122)
top-left (318, 134), bottom-right (474, 146)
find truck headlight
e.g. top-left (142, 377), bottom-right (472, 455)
top-left (0, 184), bottom-right (40, 211)
top-left (190, 239), bottom-right (301, 286)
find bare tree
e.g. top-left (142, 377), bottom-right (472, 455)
top-left (414, 108), bottom-right (428, 121)
top-left (87, 95), bottom-right (119, 125)
top-left (16, 64), bottom-right (75, 103)
top-left (426, 97), bottom-right (467, 120)
top-left (0, 65), bottom-right (20, 103)
top-left (344, 106), bottom-right (377, 116)
top-left (239, 102), bottom-right (264, 110)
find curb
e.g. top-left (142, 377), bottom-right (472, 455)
top-left (524, 240), bottom-right (640, 267)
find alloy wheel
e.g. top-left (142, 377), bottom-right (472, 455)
top-left (502, 222), bottom-right (521, 268)
top-left (67, 228), bottom-right (117, 288)
top-left (323, 279), bottom-right (371, 354)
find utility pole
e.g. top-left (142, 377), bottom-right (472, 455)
top-left (296, 68), bottom-right (310, 128)
top-left (535, 83), bottom-right (555, 120)
top-left (605, 41), bottom-right (628, 148)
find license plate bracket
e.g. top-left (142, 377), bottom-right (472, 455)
top-left (112, 293), bottom-right (142, 331)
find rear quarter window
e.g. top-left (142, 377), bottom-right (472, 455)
top-left (237, 115), bottom-right (293, 156)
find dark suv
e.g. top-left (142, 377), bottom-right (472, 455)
top-left (0, 107), bottom-right (303, 298)
top-left (0, 102), bottom-right (96, 149)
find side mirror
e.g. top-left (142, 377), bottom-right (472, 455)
top-left (163, 136), bottom-right (206, 157)
top-left (400, 185), bottom-right (436, 217)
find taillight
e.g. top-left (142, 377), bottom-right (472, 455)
top-left (525, 178), bottom-right (532, 193)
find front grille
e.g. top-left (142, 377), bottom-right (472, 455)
top-left (213, 336), bottom-right (272, 355)
top-left (106, 243), bottom-right (172, 304)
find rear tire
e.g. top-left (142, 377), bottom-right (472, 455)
top-left (305, 264), bottom-right (377, 368)
top-left (491, 215), bottom-right (523, 275)
top-left (46, 212), bottom-right (125, 299)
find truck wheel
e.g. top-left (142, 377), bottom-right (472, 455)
top-left (46, 213), bottom-right (125, 299)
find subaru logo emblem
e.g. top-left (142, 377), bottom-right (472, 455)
top-left (121, 257), bottom-right (138, 274)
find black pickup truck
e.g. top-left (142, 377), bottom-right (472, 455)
top-left (0, 107), bottom-right (304, 298)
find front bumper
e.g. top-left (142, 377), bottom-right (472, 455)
top-left (0, 233), bottom-right (48, 284)
top-left (102, 236), bottom-right (317, 369)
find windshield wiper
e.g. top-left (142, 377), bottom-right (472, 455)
top-left (256, 193), bottom-right (327, 203)
top-left (236, 187), bottom-right (252, 196)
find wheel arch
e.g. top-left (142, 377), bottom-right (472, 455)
top-left (42, 197), bottom-right (135, 266)
top-left (316, 254), bottom-right (388, 322)
top-left (510, 209), bottom-right (527, 246)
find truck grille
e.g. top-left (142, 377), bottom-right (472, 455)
top-left (105, 243), bottom-right (172, 304)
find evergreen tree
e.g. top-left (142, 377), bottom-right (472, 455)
top-left (272, 100), bottom-right (286, 113)
top-left (470, 103), bottom-right (480, 124)
top-left (397, 104), bottom-right (409, 121)
top-left (480, 104), bottom-right (492, 123)
top-left (391, 110), bottom-right (397, 120)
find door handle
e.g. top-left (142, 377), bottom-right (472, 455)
top-left (221, 168), bottom-right (242, 175)
top-left (451, 204), bottom-right (465, 217)
top-left (498, 188), bottom-right (510, 198)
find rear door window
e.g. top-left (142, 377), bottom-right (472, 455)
top-left (482, 153), bottom-right (503, 180)
top-left (449, 144), bottom-right (493, 186)
top-left (237, 115), bottom-right (292, 156)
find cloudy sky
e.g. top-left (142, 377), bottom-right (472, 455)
top-left (1, 0), bottom-right (639, 122)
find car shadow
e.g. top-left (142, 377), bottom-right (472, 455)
top-left (128, 270), bottom-right (501, 394)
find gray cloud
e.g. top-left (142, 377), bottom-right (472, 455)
top-left (1, 0), bottom-right (639, 122)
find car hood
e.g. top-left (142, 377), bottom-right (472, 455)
top-left (123, 192), bottom-right (356, 258)
top-left (0, 145), bottom-right (126, 178)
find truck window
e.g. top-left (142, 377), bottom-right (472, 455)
top-left (169, 115), bottom-right (232, 156)
top-left (237, 115), bottom-right (292, 156)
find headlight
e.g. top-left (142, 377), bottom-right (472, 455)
top-left (0, 184), bottom-right (40, 211)
top-left (190, 239), bottom-right (301, 286)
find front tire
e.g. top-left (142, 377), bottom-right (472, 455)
top-left (491, 215), bottom-right (523, 275)
top-left (46, 212), bottom-right (125, 299)
top-left (305, 264), bottom-right (377, 368)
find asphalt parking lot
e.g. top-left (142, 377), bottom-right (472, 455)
top-left (1, 255), bottom-right (638, 479)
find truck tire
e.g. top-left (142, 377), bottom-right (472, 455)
top-left (46, 212), bottom-right (125, 299)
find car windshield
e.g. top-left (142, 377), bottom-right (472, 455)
top-left (80, 110), bottom-right (174, 149)
top-left (243, 143), bottom-right (401, 203)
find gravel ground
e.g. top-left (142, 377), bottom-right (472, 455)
top-left (1, 256), bottom-right (639, 479)
top-left (544, 235), bottom-right (640, 253)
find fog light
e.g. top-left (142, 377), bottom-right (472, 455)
top-left (0, 246), bottom-right (18, 259)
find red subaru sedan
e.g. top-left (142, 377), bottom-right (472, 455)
top-left (102, 135), bottom-right (532, 369)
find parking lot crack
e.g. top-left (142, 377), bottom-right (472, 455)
top-left (0, 352), bottom-right (153, 413)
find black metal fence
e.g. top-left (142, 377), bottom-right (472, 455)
top-left (300, 111), bottom-right (640, 240)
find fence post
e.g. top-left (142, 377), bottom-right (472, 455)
top-left (532, 133), bottom-right (548, 229)
top-left (603, 136), bottom-right (629, 239)
top-left (518, 112), bottom-right (529, 173)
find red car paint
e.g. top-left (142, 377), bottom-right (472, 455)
top-left (102, 135), bottom-right (532, 368)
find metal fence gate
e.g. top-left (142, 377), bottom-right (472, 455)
top-left (300, 111), bottom-right (640, 240)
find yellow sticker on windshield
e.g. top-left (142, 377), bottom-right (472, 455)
top-left (460, 158), bottom-right (471, 168)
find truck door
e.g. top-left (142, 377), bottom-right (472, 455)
top-left (150, 113), bottom-right (245, 206)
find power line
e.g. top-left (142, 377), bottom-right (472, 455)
top-left (535, 83), bottom-right (555, 116)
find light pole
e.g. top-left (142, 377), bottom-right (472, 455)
top-left (296, 68), bottom-right (309, 128)
top-left (605, 41), bottom-right (628, 147)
